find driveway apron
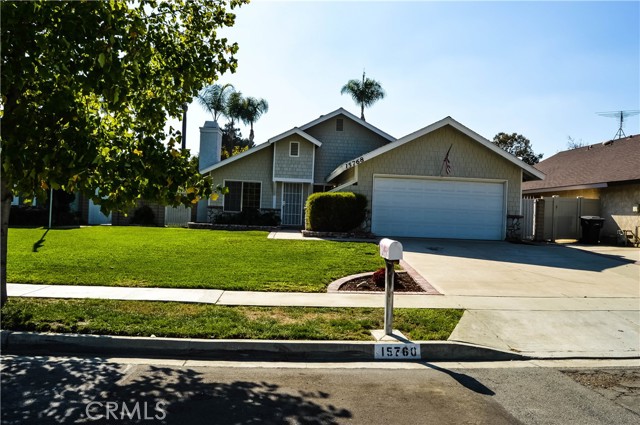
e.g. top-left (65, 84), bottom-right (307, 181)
top-left (400, 239), bottom-right (640, 358)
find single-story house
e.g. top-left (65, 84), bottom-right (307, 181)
top-left (199, 108), bottom-right (544, 240)
top-left (522, 135), bottom-right (640, 244)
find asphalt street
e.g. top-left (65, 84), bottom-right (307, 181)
top-left (1, 355), bottom-right (638, 425)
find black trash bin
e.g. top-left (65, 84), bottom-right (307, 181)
top-left (580, 216), bottom-right (605, 244)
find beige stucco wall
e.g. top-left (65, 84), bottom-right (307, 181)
top-left (341, 125), bottom-right (523, 217)
top-left (207, 145), bottom-right (275, 209)
top-left (305, 114), bottom-right (391, 183)
top-left (273, 136), bottom-right (315, 181)
top-left (600, 184), bottom-right (640, 239)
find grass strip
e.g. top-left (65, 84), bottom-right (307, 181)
top-left (1, 298), bottom-right (463, 341)
top-left (8, 227), bottom-right (383, 292)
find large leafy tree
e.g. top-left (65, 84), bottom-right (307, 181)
top-left (239, 96), bottom-right (269, 143)
top-left (492, 132), bottom-right (543, 166)
top-left (340, 71), bottom-right (385, 121)
top-left (0, 0), bottom-right (248, 305)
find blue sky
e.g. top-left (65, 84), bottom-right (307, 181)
top-left (176, 0), bottom-right (640, 160)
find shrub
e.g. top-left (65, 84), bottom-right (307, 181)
top-left (130, 205), bottom-right (156, 225)
top-left (9, 206), bottom-right (48, 227)
top-left (213, 209), bottom-right (280, 226)
top-left (372, 268), bottom-right (386, 287)
top-left (305, 192), bottom-right (367, 232)
top-left (371, 267), bottom-right (400, 288)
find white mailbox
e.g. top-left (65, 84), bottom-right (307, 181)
top-left (379, 238), bottom-right (403, 261)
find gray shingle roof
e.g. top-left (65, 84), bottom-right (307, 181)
top-left (523, 135), bottom-right (640, 191)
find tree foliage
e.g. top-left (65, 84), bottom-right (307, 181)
top-left (197, 83), bottom-right (235, 122)
top-left (221, 123), bottom-right (253, 160)
top-left (0, 0), bottom-right (248, 305)
top-left (340, 72), bottom-right (385, 121)
top-left (239, 96), bottom-right (269, 143)
top-left (567, 135), bottom-right (587, 150)
top-left (491, 132), bottom-right (543, 165)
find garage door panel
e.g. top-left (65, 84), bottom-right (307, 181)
top-left (372, 177), bottom-right (505, 240)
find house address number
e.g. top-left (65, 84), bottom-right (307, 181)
top-left (344, 157), bottom-right (364, 170)
top-left (374, 344), bottom-right (421, 360)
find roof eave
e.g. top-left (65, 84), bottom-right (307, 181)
top-left (523, 182), bottom-right (608, 194)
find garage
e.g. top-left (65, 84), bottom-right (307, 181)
top-left (371, 176), bottom-right (506, 240)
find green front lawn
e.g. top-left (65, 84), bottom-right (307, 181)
top-left (1, 298), bottom-right (463, 341)
top-left (8, 227), bottom-right (382, 292)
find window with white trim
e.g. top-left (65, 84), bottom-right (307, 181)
top-left (289, 141), bottom-right (299, 157)
top-left (223, 181), bottom-right (261, 212)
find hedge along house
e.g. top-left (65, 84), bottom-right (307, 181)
top-left (326, 117), bottom-right (545, 240)
top-left (197, 108), bottom-right (395, 226)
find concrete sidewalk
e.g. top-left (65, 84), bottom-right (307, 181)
top-left (6, 283), bottom-right (640, 359)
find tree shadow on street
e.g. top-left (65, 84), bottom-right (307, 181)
top-left (1, 355), bottom-right (352, 424)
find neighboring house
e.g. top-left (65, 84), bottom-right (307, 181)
top-left (522, 135), bottom-right (640, 244)
top-left (199, 108), bottom-right (544, 240)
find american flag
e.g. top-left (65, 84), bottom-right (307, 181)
top-left (442, 144), bottom-right (452, 175)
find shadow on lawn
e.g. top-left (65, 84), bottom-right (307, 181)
top-left (32, 229), bottom-right (49, 252)
top-left (1, 355), bottom-right (352, 424)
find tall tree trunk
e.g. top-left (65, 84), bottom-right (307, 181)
top-left (360, 103), bottom-right (365, 121)
top-left (1, 180), bottom-right (12, 307)
top-left (249, 123), bottom-right (254, 143)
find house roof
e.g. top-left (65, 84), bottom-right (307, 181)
top-left (327, 116), bottom-right (546, 182)
top-left (522, 134), bottom-right (640, 193)
top-left (200, 108), bottom-right (393, 175)
top-left (300, 108), bottom-right (396, 142)
top-left (267, 128), bottom-right (322, 146)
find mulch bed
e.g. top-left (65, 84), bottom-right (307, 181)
top-left (338, 272), bottom-right (426, 293)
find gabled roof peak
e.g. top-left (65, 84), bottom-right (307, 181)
top-left (299, 107), bottom-right (395, 142)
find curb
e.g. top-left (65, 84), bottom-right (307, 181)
top-left (0, 330), bottom-right (526, 362)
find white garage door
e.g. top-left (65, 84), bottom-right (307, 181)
top-left (372, 177), bottom-right (505, 240)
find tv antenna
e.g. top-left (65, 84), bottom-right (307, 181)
top-left (596, 110), bottom-right (640, 140)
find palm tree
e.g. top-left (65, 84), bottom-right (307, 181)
top-left (340, 71), bottom-right (385, 121)
top-left (197, 83), bottom-right (234, 122)
top-left (239, 96), bottom-right (269, 142)
top-left (225, 90), bottom-right (245, 132)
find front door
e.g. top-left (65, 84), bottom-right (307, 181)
top-left (281, 183), bottom-right (303, 226)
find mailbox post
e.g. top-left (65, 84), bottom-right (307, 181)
top-left (379, 238), bottom-right (403, 336)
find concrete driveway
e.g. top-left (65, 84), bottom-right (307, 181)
top-left (400, 239), bottom-right (639, 298)
top-left (400, 239), bottom-right (640, 358)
